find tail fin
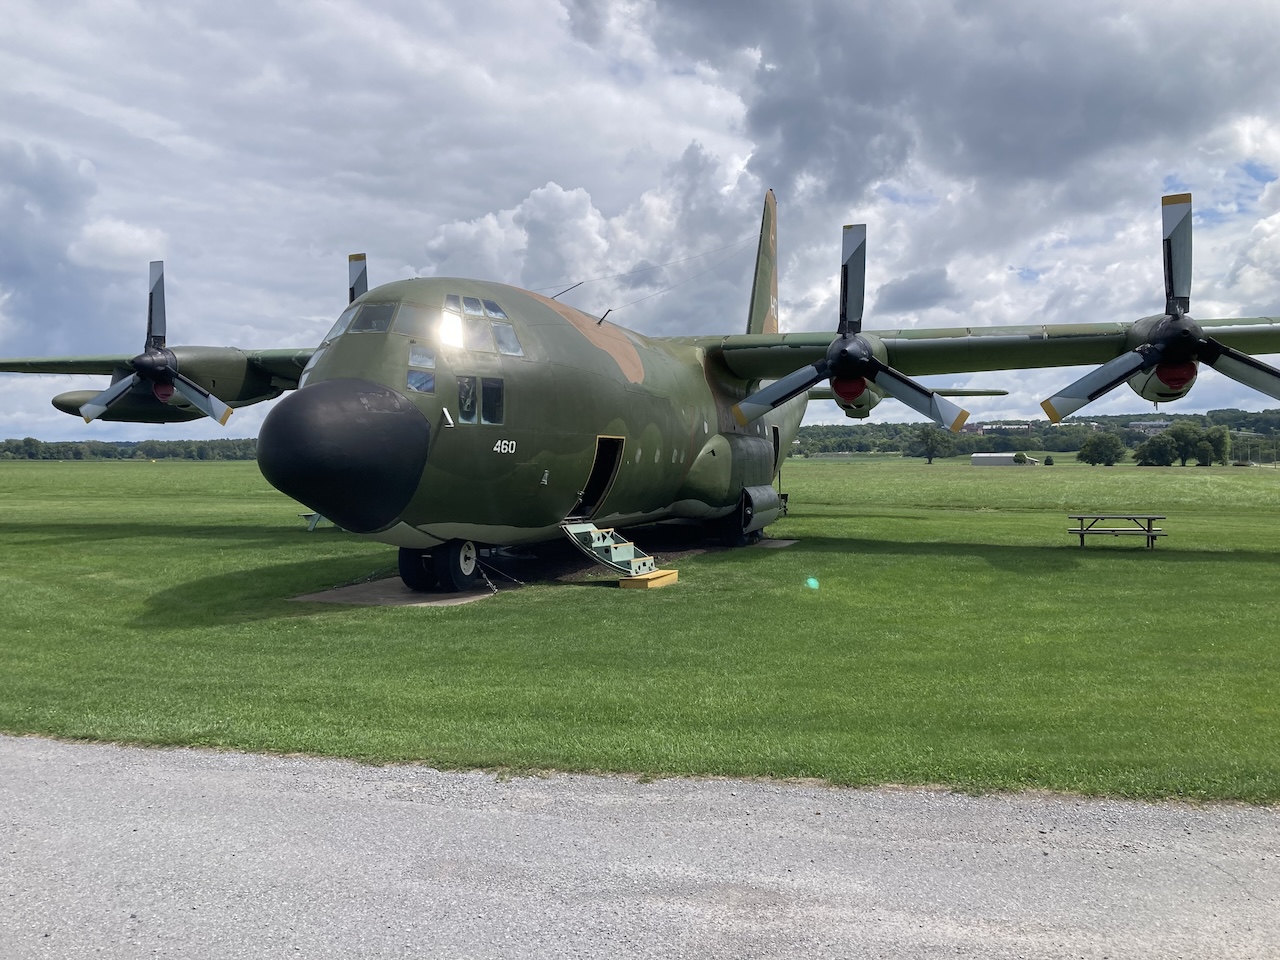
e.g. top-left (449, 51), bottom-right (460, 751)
top-left (745, 189), bottom-right (778, 335)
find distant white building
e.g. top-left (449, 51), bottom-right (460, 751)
top-left (971, 453), bottom-right (1040, 466)
top-left (1128, 420), bottom-right (1171, 435)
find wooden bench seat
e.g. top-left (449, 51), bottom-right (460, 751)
top-left (1069, 527), bottom-right (1165, 536)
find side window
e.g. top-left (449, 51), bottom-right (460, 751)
top-left (406, 343), bottom-right (435, 394)
top-left (482, 299), bottom-right (508, 320)
top-left (298, 346), bottom-right (326, 388)
top-left (457, 376), bottom-right (478, 424)
top-left (350, 302), bottom-right (396, 333)
top-left (481, 378), bottom-right (504, 424)
top-left (491, 321), bottom-right (524, 356)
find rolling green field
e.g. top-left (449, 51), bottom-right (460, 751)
top-left (2, 456), bottom-right (1278, 801)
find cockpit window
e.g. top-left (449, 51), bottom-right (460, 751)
top-left (438, 308), bottom-right (464, 347)
top-left (464, 316), bottom-right (496, 352)
top-left (323, 305), bottom-right (358, 342)
top-left (432, 294), bottom-right (520, 353)
top-left (392, 303), bottom-right (433, 338)
top-left (349, 302), bottom-right (396, 333)
top-left (491, 321), bottom-right (524, 356)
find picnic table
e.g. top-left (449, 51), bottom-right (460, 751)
top-left (1068, 514), bottom-right (1166, 549)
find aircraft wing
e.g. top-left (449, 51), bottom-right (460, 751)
top-left (0, 347), bottom-right (317, 424)
top-left (0, 356), bottom-right (128, 375)
top-left (0, 348), bottom-right (315, 384)
top-left (692, 316), bottom-right (1280, 381)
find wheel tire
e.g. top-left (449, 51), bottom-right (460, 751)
top-left (434, 539), bottom-right (481, 592)
top-left (398, 548), bottom-right (437, 592)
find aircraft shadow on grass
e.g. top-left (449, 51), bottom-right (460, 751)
top-left (134, 554), bottom-right (398, 628)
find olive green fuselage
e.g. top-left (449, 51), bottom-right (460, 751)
top-left (299, 278), bottom-right (802, 548)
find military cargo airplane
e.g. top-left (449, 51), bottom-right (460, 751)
top-left (3, 191), bottom-right (1280, 591)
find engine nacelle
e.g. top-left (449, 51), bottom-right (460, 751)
top-left (829, 376), bottom-right (884, 419)
top-left (1127, 361), bottom-right (1197, 404)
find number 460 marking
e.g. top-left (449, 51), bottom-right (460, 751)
top-left (493, 439), bottom-right (517, 454)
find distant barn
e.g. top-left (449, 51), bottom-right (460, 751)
top-left (971, 453), bottom-right (1040, 466)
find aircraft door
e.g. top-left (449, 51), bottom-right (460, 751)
top-left (567, 436), bottom-right (624, 520)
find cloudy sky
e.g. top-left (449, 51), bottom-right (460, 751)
top-left (2, 0), bottom-right (1279, 441)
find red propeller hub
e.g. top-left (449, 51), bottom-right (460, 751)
top-left (831, 377), bottom-right (866, 402)
top-left (1155, 361), bottom-right (1197, 391)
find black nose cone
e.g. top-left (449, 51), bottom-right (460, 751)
top-left (257, 378), bottom-right (430, 533)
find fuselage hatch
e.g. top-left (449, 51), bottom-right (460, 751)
top-left (255, 277), bottom-right (803, 551)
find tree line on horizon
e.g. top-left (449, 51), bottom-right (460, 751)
top-left (794, 408), bottom-right (1280, 465)
top-left (0, 437), bottom-right (257, 461)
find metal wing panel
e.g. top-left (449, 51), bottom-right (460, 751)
top-left (0, 357), bottom-right (130, 375)
top-left (1194, 317), bottom-right (1280, 354)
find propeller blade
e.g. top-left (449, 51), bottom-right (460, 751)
top-left (172, 374), bottom-right (234, 425)
top-left (866, 363), bottom-right (970, 432)
top-left (146, 261), bottom-right (166, 350)
top-left (80, 374), bottom-right (140, 422)
top-left (1162, 193), bottom-right (1192, 317)
top-left (1040, 348), bottom-right (1157, 422)
top-left (1201, 339), bottom-right (1280, 402)
top-left (733, 361), bottom-right (829, 425)
top-left (838, 224), bottom-right (866, 336)
top-left (349, 253), bottom-right (368, 304)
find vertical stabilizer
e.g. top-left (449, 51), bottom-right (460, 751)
top-left (745, 190), bottom-right (778, 335)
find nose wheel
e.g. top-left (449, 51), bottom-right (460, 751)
top-left (434, 539), bottom-right (482, 592)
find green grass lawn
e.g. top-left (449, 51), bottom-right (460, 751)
top-left (2, 457), bottom-right (1279, 801)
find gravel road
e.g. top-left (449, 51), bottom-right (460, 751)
top-left (2, 734), bottom-right (1277, 958)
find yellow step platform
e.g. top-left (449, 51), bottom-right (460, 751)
top-left (619, 569), bottom-right (678, 589)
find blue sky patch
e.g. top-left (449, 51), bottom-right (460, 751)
top-left (1241, 160), bottom-right (1278, 184)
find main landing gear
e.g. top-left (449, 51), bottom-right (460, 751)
top-left (398, 539), bottom-right (483, 593)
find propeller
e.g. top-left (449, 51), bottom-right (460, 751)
top-left (1041, 194), bottom-right (1280, 421)
top-left (79, 261), bottom-right (233, 425)
top-left (733, 224), bottom-right (970, 431)
top-left (349, 253), bottom-right (368, 303)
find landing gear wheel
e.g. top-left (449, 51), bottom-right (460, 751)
top-left (434, 539), bottom-right (481, 592)
top-left (398, 548), bottom-right (437, 592)
top-left (719, 492), bottom-right (764, 547)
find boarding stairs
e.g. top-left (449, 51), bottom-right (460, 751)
top-left (561, 521), bottom-right (657, 577)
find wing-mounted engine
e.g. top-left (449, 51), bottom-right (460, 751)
top-left (732, 224), bottom-right (970, 432)
top-left (39, 261), bottom-right (297, 424)
top-left (1043, 194), bottom-right (1280, 420)
top-left (52, 344), bottom-right (284, 423)
top-left (67, 262), bottom-right (241, 424)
